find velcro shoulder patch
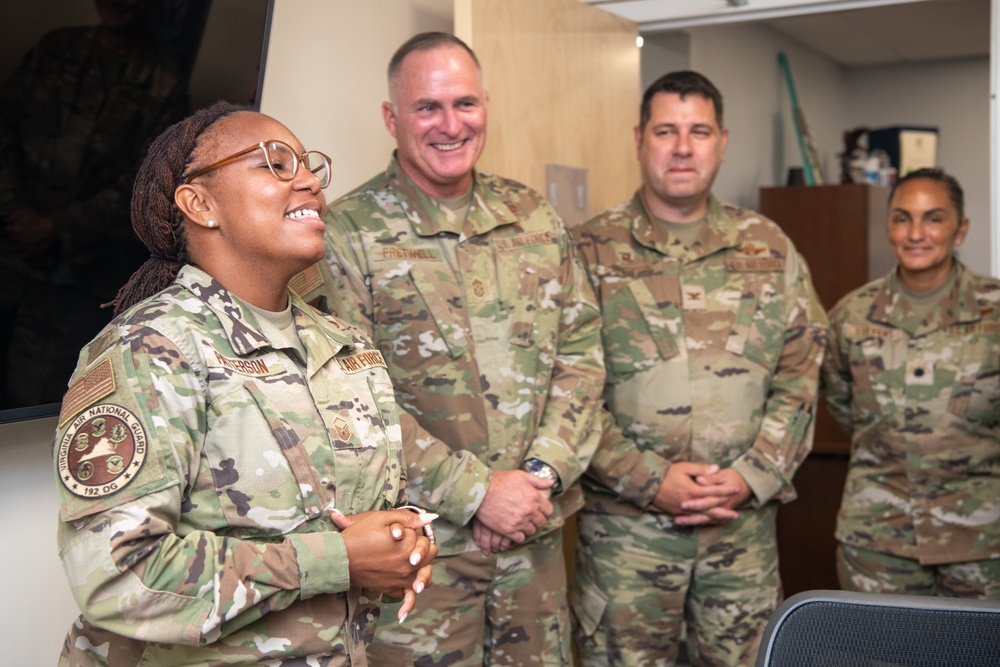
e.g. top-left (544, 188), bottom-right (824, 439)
top-left (59, 358), bottom-right (116, 427)
top-left (289, 262), bottom-right (324, 296)
top-left (56, 404), bottom-right (147, 499)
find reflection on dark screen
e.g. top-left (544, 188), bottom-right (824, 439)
top-left (0, 0), bottom-right (268, 416)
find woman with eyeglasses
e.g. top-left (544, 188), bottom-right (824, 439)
top-left (53, 102), bottom-right (437, 666)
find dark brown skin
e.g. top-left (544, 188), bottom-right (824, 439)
top-left (331, 508), bottom-right (438, 622)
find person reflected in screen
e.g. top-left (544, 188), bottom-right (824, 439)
top-left (0, 0), bottom-right (189, 409)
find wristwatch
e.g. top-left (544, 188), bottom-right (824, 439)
top-left (522, 458), bottom-right (562, 493)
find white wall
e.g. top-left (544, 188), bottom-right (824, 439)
top-left (259, 0), bottom-right (453, 197)
top-left (687, 21), bottom-right (848, 208)
top-left (0, 416), bottom-right (76, 663)
top-left (641, 31), bottom-right (691, 90)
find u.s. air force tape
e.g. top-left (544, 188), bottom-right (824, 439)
top-left (57, 404), bottom-right (147, 498)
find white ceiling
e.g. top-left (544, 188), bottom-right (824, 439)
top-left (763, 0), bottom-right (990, 67)
top-left (593, 0), bottom-right (991, 67)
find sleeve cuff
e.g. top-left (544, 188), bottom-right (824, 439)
top-left (428, 455), bottom-right (493, 527)
top-left (623, 451), bottom-right (671, 509)
top-left (730, 455), bottom-right (782, 508)
top-left (289, 531), bottom-right (351, 600)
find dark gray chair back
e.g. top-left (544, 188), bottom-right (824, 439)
top-left (755, 589), bottom-right (1000, 667)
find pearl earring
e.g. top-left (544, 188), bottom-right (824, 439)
top-left (207, 219), bottom-right (217, 229)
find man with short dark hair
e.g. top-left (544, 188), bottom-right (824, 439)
top-left (302, 32), bottom-right (604, 666)
top-left (571, 70), bottom-right (828, 666)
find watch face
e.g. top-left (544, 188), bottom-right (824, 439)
top-left (525, 459), bottom-right (554, 478)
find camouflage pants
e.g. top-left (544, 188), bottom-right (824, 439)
top-left (572, 505), bottom-right (780, 667)
top-left (837, 544), bottom-right (1000, 599)
top-left (368, 529), bottom-right (571, 666)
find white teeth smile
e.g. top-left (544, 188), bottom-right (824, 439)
top-left (433, 141), bottom-right (464, 151)
top-left (285, 209), bottom-right (319, 219)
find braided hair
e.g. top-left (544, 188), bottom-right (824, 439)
top-left (108, 101), bottom-right (247, 315)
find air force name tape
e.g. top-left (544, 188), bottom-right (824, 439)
top-left (57, 404), bottom-right (147, 498)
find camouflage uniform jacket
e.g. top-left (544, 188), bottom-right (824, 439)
top-left (54, 266), bottom-right (404, 666)
top-left (304, 156), bottom-right (605, 555)
top-left (823, 261), bottom-right (1000, 565)
top-left (572, 192), bottom-right (827, 518)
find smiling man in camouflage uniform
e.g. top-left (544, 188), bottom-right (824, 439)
top-left (299, 32), bottom-right (604, 666)
top-left (570, 71), bottom-right (828, 666)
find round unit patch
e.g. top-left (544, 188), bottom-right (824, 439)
top-left (57, 404), bottom-right (147, 498)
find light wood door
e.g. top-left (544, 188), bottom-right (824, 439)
top-left (455, 0), bottom-right (641, 222)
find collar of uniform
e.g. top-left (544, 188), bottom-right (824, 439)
top-left (869, 260), bottom-right (981, 334)
top-left (629, 191), bottom-right (739, 260)
top-left (178, 266), bottom-right (360, 368)
top-left (286, 290), bottom-right (363, 377)
top-left (177, 265), bottom-right (270, 356)
top-left (384, 154), bottom-right (520, 239)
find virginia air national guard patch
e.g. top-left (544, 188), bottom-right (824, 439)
top-left (57, 404), bottom-right (147, 498)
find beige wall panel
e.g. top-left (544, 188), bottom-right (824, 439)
top-left (457, 0), bottom-right (641, 219)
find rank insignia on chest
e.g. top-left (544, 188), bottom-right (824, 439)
top-left (468, 276), bottom-right (494, 302)
top-left (682, 284), bottom-right (707, 311)
top-left (907, 359), bottom-right (935, 386)
top-left (57, 404), bottom-right (147, 498)
top-left (330, 415), bottom-right (353, 443)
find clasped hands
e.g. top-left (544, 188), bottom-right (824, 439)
top-left (468, 462), bottom-right (748, 554)
top-left (330, 507), bottom-right (438, 623)
top-left (652, 462), bottom-right (751, 526)
top-left (472, 469), bottom-right (555, 555)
